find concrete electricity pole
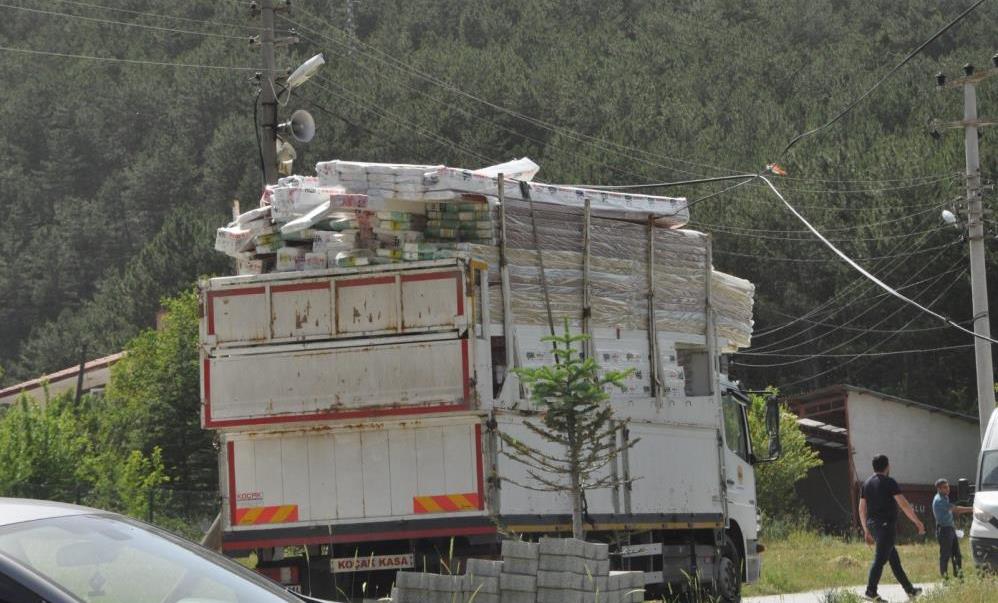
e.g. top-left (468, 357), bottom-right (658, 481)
top-left (258, 0), bottom-right (279, 186)
top-left (935, 58), bottom-right (998, 440)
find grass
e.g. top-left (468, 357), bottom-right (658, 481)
top-left (816, 573), bottom-right (998, 603)
top-left (743, 529), bottom-right (943, 596)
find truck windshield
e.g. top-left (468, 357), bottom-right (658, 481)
top-left (0, 513), bottom-right (299, 603)
top-left (981, 451), bottom-right (998, 492)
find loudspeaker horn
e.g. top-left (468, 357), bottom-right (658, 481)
top-left (278, 109), bottom-right (315, 143)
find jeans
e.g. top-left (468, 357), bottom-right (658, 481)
top-left (866, 520), bottom-right (915, 595)
top-left (937, 525), bottom-right (962, 577)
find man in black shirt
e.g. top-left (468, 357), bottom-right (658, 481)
top-left (859, 454), bottom-right (926, 601)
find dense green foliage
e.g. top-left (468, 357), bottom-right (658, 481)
top-left (0, 391), bottom-right (169, 520)
top-left (747, 392), bottom-right (823, 518)
top-left (103, 289), bottom-right (216, 494)
top-left (0, 291), bottom-right (215, 535)
top-left (1, 1), bottom-right (995, 411)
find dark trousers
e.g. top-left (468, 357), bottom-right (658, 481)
top-left (936, 525), bottom-right (962, 577)
top-left (866, 520), bottom-right (915, 595)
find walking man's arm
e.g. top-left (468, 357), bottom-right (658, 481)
top-left (859, 497), bottom-right (873, 545)
top-left (894, 494), bottom-right (926, 534)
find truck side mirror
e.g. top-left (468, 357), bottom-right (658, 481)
top-left (756, 395), bottom-right (782, 464)
top-left (957, 478), bottom-right (973, 505)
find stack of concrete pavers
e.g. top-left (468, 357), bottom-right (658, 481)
top-left (466, 558), bottom-right (502, 603)
top-left (392, 538), bottom-right (644, 603)
top-left (536, 537), bottom-right (639, 603)
top-left (499, 541), bottom-right (538, 603)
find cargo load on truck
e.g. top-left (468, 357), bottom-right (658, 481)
top-left (200, 157), bottom-right (762, 602)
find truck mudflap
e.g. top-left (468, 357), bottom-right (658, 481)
top-left (744, 538), bottom-right (761, 583)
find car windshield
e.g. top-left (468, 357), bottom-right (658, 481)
top-left (0, 513), bottom-right (298, 603)
top-left (982, 450), bottom-right (998, 492)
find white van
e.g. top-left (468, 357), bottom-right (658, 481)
top-left (971, 408), bottom-right (998, 569)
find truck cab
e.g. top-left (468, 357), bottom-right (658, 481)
top-left (971, 408), bottom-right (998, 569)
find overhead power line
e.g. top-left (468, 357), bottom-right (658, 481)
top-left (747, 229), bottom-right (950, 345)
top-left (740, 343), bottom-right (973, 360)
top-left (760, 175), bottom-right (998, 345)
top-left (770, 262), bottom-right (973, 390)
top-left (43, 0), bottom-right (269, 32)
top-left (0, 1), bottom-right (249, 39)
top-left (738, 260), bottom-right (963, 362)
top-left (714, 240), bottom-right (959, 263)
top-left (0, 44), bottom-right (258, 71)
top-left (282, 8), bottom-right (745, 178)
top-left (776, 0), bottom-right (989, 160)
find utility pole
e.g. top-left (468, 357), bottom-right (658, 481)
top-left (257, 0), bottom-right (279, 185)
top-left (935, 57), bottom-right (998, 441)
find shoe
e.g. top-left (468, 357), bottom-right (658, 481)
top-left (907, 587), bottom-right (923, 598)
top-left (864, 593), bottom-right (888, 602)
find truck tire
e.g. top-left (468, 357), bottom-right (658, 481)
top-left (715, 536), bottom-right (742, 603)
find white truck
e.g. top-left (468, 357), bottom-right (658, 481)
top-left (971, 408), bottom-right (998, 570)
top-left (199, 160), bottom-right (779, 601)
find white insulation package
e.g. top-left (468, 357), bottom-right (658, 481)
top-left (212, 157), bottom-right (754, 350)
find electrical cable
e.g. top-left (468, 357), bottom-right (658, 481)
top-left (770, 265), bottom-right (974, 390)
top-left (775, 0), bottom-right (989, 160)
top-left (0, 44), bottom-right (259, 70)
top-left (740, 343), bottom-right (974, 360)
top-left (0, 1), bottom-right (249, 40)
top-left (293, 6), bottom-right (974, 188)
top-left (748, 264), bottom-right (963, 352)
top-left (739, 263), bottom-right (962, 359)
top-left (42, 0), bottom-right (270, 32)
top-left (253, 89), bottom-right (266, 186)
top-left (569, 173), bottom-right (958, 194)
top-left (738, 250), bottom-right (961, 359)
top-left (705, 224), bottom-right (951, 242)
top-left (282, 9), bottom-right (744, 178)
top-left (747, 228), bottom-right (938, 340)
top-left (691, 201), bottom-right (952, 234)
top-left (760, 306), bottom-right (970, 334)
top-left (713, 240), bottom-right (959, 263)
top-left (760, 174), bottom-right (998, 345)
top-left (310, 76), bottom-right (499, 166)
top-left (290, 30), bottom-right (671, 189)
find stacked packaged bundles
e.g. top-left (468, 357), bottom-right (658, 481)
top-left (425, 199), bottom-right (494, 243)
top-left (374, 210), bottom-right (426, 262)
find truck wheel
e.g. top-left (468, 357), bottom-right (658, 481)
top-left (715, 536), bottom-right (742, 603)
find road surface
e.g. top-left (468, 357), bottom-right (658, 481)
top-left (745, 582), bottom-right (937, 602)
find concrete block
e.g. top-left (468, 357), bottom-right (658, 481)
top-left (470, 593), bottom-right (500, 603)
top-left (583, 542), bottom-right (609, 561)
top-left (499, 590), bottom-right (536, 603)
top-left (538, 537), bottom-right (585, 557)
top-left (537, 588), bottom-right (582, 603)
top-left (396, 571), bottom-right (427, 590)
top-left (536, 570), bottom-right (586, 590)
top-left (466, 558), bottom-right (503, 578)
top-left (465, 575), bottom-right (499, 595)
top-left (623, 589), bottom-right (644, 603)
top-left (501, 540), bottom-right (539, 560)
top-left (394, 586), bottom-right (431, 603)
top-left (501, 557), bottom-right (538, 576)
top-left (537, 555), bottom-right (609, 578)
top-left (499, 573), bottom-right (536, 592)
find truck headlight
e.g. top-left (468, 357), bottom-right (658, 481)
top-left (973, 506), bottom-right (993, 523)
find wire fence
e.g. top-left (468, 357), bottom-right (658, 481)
top-left (3, 483), bottom-right (220, 540)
